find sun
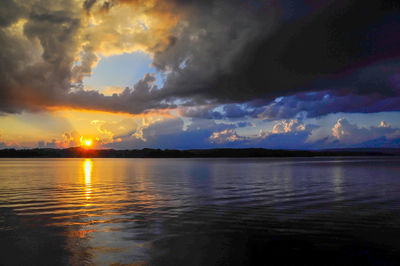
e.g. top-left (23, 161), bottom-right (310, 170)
top-left (80, 136), bottom-right (93, 148)
top-left (84, 139), bottom-right (93, 147)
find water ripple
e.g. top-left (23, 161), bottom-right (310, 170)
top-left (0, 157), bottom-right (399, 265)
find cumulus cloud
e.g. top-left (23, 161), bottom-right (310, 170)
top-left (91, 115), bottom-right (165, 142)
top-left (99, 117), bottom-right (399, 150)
top-left (271, 119), bottom-right (306, 134)
top-left (332, 118), bottom-right (400, 145)
top-left (103, 117), bottom-right (239, 149)
top-left (61, 131), bottom-right (84, 147)
top-left (247, 119), bottom-right (318, 149)
top-left (192, 117), bottom-right (400, 149)
top-left (207, 119), bottom-right (319, 149)
top-left (0, 0), bottom-right (179, 113)
top-left (37, 131), bottom-right (81, 148)
top-left (22, 115), bottom-right (399, 150)
top-left (209, 129), bottom-right (244, 144)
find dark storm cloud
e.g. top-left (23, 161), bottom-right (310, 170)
top-left (0, 0), bottom-right (81, 113)
top-left (179, 103), bottom-right (265, 120)
top-left (179, 106), bottom-right (224, 120)
top-left (1, 0), bottom-right (400, 117)
top-left (181, 59), bottom-right (400, 120)
top-left (83, 0), bottom-right (97, 13)
top-left (0, 0), bottom-right (26, 27)
top-left (155, 0), bottom-right (400, 104)
top-left (258, 61), bottom-right (400, 119)
top-left (66, 73), bottom-right (176, 113)
top-left (0, 0), bottom-right (175, 114)
top-left (260, 93), bottom-right (400, 120)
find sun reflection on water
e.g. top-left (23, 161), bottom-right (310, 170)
top-left (83, 159), bottom-right (93, 201)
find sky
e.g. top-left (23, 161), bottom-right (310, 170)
top-left (0, 0), bottom-right (400, 150)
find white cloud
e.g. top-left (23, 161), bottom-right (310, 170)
top-left (332, 118), bottom-right (400, 144)
top-left (271, 119), bottom-right (306, 134)
top-left (209, 129), bottom-right (245, 144)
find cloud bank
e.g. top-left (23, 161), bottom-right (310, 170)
top-left (1, 0), bottom-right (400, 119)
top-left (91, 117), bottom-right (400, 149)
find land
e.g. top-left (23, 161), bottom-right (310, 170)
top-left (0, 147), bottom-right (399, 158)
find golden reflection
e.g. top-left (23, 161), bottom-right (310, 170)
top-left (333, 166), bottom-right (344, 201)
top-left (83, 159), bottom-right (93, 201)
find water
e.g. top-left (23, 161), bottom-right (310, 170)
top-left (0, 157), bottom-right (399, 265)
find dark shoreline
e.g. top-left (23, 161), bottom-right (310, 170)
top-left (0, 147), bottom-right (399, 158)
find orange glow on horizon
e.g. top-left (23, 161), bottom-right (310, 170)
top-left (0, 106), bottom-right (180, 148)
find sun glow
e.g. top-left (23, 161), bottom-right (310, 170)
top-left (85, 139), bottom-right (93, 146)
top-left (80, 136), bottom-right (93, 148)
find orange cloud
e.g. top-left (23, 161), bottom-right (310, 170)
top-left (72, 0), bottom-right (181, 84)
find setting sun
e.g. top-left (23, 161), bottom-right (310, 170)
top-left (84, 139), bottom-right (92, 147)
top-left (80, 136), bottom-right (93, 148)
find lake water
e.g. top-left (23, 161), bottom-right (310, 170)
top-left (0, 157), bottom-right (399, 265)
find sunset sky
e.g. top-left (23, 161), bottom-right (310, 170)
top-left (1, 0), bottom-right (400, 149)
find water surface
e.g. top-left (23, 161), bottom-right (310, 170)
top-left (0, 157), bottom-right (399, 265)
